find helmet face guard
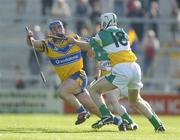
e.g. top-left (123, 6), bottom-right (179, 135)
top-left (100, 13), bottom-right (117, 29)
top-left (48, 20), bottom-right (65, 34)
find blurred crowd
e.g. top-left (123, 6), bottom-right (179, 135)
top-left (15, 0), bottom-right (161, 36)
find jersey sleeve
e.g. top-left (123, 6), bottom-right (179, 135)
top-left (32, 39), bottom-right (47, 53)
top-left (89, 37), bottom-right (96, 49)
top-left (89, 34), bottom-right (102, 46)
top-left (89, 37), bottom-right (109, 61)
top-left (41, 40), bottom-right (49, 53)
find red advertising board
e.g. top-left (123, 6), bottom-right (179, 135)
top-left (143, 94), bottom-right (180, 115)
top-left (64, 93), bottom-right (180, 115)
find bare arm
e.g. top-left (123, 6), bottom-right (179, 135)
top-left (94, 61), bottom-right (102, 80)
top-left (26, 28), bottom-right (45, 52)
top-left (67, 36), bottom-right (92, 52)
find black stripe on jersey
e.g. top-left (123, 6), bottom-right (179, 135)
top-left (41, 40), bottom-right (48, 53)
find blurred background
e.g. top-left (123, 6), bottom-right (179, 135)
top-left (0, 0), bottom-right (179, 114)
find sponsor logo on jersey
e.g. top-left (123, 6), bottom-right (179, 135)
top-left (49, 51), bottom-right (81, 66)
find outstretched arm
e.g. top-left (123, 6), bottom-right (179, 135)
top-left (67, 36), bottom-right (92, 52)
top-left (26, 27), bottom-right (44, 51)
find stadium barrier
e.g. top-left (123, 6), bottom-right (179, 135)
top-left (64, 93), bottom-right (180, 115)
top-left (0, 90), bottom-right (179, 115)
top-left (0, 90), bottom-right (63, 113)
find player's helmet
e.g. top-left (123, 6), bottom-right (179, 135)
top-left (48, 20), bottom-right (64, 31)
top-left (100, 13), bottom-right (117, 29)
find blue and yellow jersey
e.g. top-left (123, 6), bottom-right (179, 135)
top-left (128, 28), bottom-right (139, 52)
top-left (128, 28), bottom-right (138, 46)
top-left (42, 34), bottom-right (83, 81)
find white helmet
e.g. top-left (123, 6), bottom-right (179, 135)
top-left (100, 12), bottom-right (117, 29)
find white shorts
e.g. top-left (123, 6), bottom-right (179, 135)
top-left (105, 62), bottom-right (143, 90)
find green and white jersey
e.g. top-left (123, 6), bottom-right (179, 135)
top-left (89, 26), bottom-right (137, 67)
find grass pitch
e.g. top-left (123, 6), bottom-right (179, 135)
top-left (0, 114), bottom-right (179, 140)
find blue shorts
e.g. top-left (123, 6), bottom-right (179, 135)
top-left (70, 70), bottom-right (87, 92)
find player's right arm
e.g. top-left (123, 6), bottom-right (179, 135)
top-left (26, 31), bottom-right (46, 52)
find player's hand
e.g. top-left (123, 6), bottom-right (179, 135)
top-left (94, 68), bottom-right (101, 80)
top-left (96, 63), bottom-right (105, 70)
top-left (25, 27), bottom-right (34, 46)
top-left (67, 36), bottom-right (76, 44)
top-left (87, 48), bottom-right (95, 57)
top-left (27, 30), bottom-right (33, 38)
top-left (94, 74), bottom-right (99, 80)
top-left (25, 26), bottom-right (33, 38)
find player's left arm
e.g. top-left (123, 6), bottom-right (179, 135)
top-left (67, 34), bottom-right (92, 51)
top-left (94, 61), bottom-right (102, 80)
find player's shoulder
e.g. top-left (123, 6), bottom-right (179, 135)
top-left (118, 28), bottom-right (128, 34)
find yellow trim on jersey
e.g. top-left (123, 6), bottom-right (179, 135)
top-left (101, 70), bottom-right (109, 76)
top-left (108, 50), bottom-right (137, 66)
top-left (101, 50), bottom-right (137, 76)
